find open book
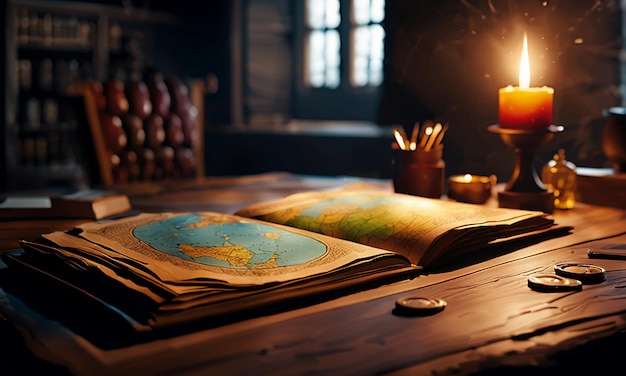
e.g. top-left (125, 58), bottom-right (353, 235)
top-left (235, 189), bottom-right (569, 268)
top-left (1, 189), bottom-right (569, 341)
top-left (3, 210), bottom-right (418, 340)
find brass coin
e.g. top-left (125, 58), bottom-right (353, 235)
top-left (528, 273), bottom-right (582, 292)
top-left (554, 263), bottom-right (606, 284)
top-left (394, 296), bottom-right (447, 315)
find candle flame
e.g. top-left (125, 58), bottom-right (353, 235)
top-left (519, 33), bottom-right (530, 89)
top-left (463, 174), bottom-right (473, 183)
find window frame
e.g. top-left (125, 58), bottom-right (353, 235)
top-left (291, 0), bottom-right (383, 121)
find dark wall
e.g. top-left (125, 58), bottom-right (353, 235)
top-left (204, 130), bottom-right (394, 178)
top-left (380, 0), bottom-right (622, 181)
top-left (151, 1), bottom-right (233, 125)
top-left (1, 1), bottom-right (7, 190)
top-left (77, 0), bottom-right (233, 125)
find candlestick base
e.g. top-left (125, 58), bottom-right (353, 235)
top-left (488, 124), bottom-right (564, 214)
top-left (497, 190), bottom-right (555, 214)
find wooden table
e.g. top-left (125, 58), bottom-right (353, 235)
top-left (1, 173), bottom-right (625, 375)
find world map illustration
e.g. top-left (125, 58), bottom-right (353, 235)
top-left (132, 213), bottom-right (328, 268)
top-left (256, 194), bottom-right (415, 248)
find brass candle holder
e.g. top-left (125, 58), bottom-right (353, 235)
top-left (448, 174), bottom-right (496, 204)
top-left (488, 124), bottom-right (564, 213)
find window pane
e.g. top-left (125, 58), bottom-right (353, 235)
top-left (370, 55), bottom-right (383, 86)
top-left (325, 30), bottom-right (340, 67)
top-left (351, 27), bottom-right (367, 87)
top-left (306, 0), bottom-right (385, 89)
top-left (305, 29), bottom-right (341, 88)
top-left (325, 30), bottom-right (341, 88)
top-left (352, 0), bottom-right (370, 25)
top-left (326, 67), bottom-right (340, 88)
top-left (370, 0), bottom-right (385, 23)
top-left (350, 24), bottom-right (385, 87)
top-left (310, 72), bottom-right (325, 88)
top-left (352, 57), bottom-right (368, 87)
top-left (306, 0), bottom-right (340, 29)
top-left (305, 0), bottom-right (325, 29)
top-left (306, 30), bottom-right (324, 87)
top-left (352, 0), bottom-right (385, 25)
top-left (370, 24), bottom-right (384, 60)
top-left (325, 0), bottom-right (340, 29)
top-left (369, 25), bottom-right (385, 86)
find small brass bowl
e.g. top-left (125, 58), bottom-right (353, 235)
top-left (448, 174), bottom-right (496, 204)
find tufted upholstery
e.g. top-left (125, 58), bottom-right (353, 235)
top-left (82, 73), bottom-right (204, 187)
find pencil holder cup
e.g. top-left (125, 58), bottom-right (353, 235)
top-left (393, 145), bottom-right (445, 198)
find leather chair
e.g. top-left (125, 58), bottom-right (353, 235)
top-left (82, 73), bottom-right (205, 187)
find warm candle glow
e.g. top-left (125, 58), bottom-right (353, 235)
top-left (447, 174), bottom-right (495, 204)
top-left (498, 34), bottom-right (554, 129)
top-left (519, 34), bottom-right (530, 89)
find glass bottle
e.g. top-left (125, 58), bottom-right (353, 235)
top-left (541, 149), bottom-right (577, 209)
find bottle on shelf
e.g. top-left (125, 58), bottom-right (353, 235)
top-left (541, 149), bottom-right (577, 209)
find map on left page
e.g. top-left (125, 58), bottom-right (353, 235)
top-left (2, 211), bottom-right (418, 339)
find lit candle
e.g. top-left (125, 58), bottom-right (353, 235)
top-left (499, 34), bottom-right (554, 128)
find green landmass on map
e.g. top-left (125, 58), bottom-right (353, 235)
top-left (260, 199), bottom-right (403, 247)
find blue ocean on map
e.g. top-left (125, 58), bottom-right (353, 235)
top-left (133, 214), bottom-right (328, 268)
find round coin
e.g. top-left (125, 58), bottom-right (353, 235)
top-left (554, 263), bottom-right (606, 284)
top-left (528, 273), bottom-right (583, 292)
top-left (394, 296), bottom-right (447, 316)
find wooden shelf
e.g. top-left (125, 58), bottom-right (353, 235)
top-left (10, 0), bottom-right (179, 24)
top-left (4, 0), bottom-right (183, 191)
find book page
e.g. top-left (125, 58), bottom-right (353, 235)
top-left (63, 212), bottom-right (410, 287)
top-left (235, 190), bottom-right (557, 266)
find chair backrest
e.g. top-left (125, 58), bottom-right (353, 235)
top-left (82, 73), bottom-right (204, 187)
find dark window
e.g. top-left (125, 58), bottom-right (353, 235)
top-left (292, 0), bottom-right (385, 121)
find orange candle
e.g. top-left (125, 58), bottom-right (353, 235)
top-left (499, 34), bottom-right (554, 128)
